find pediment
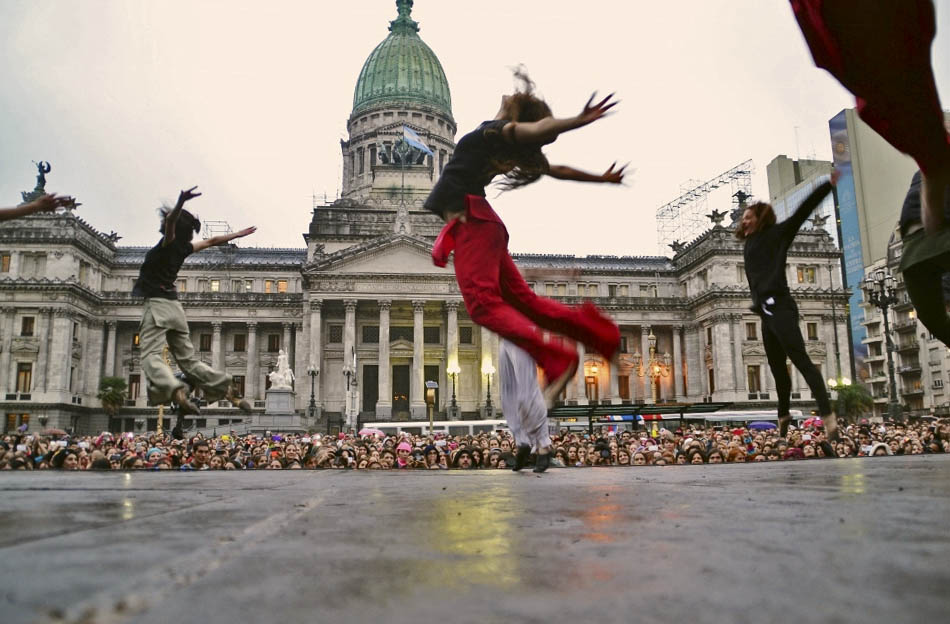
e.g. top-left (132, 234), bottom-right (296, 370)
top-left (310, 235), bottom-right (453, 276)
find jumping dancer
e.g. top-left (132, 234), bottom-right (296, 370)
top-left (429, 70), bottom-right (625, 404)
top-left (0, 193), bottom-right (74, 222)
top-left (898, 171), bottom-right (950, 347)
top-left (790, 0), bottom-right (950, 234)
top-left (132, 186), bottom-right (256, 415)
top-left (737, 171), bottom-right (841, 440)
top-left (499, 339), bottom-right (552, 473)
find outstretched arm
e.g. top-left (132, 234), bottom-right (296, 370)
top-left (780, 170), bottom-right (840, 240)
top-left (547, 162), bottom-right (627, 184)
top-left (191, 226), bottom-right (257, 253)
top-left (163, 186), bottom-right (201, 247)
top-left (0, 194), bottom-right (74, 222)
top-left (505, 92), bottom-right (618, 145)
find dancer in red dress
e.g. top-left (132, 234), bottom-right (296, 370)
top-left (428, 71), bottom-right (626, 403)
top-left (790, 0), bottom-right (950, 234)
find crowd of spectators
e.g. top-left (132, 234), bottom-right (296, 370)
top-left (2, 418), bottom-right (948, 472)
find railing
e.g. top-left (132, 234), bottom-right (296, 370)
top-left (893, 319), bottom-right (917, 331)
top-left (897, 341), bottom-right (919, 351)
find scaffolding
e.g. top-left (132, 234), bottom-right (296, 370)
top-left (656, 159), bottom-right (754, 252)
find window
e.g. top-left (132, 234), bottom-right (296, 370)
top-left (267, 334), bottom-right (281, 352)
top-left (199, 334), bottom-right (212, 352)
top-left (132, 333), bottom-right (140, 347)
top-left (706, 326), bottom-right (713, 345)
top-left (128, 374), bottom-right (141, 399)
top-left (747, 365), bottom-right (761, 393)
top-left (5, 413), bottom-right (29, 433)
top-left (178, 279), bottom-right (187, 292)
top-left (707, 368), bottom-right (715, 394)
top-left (807, 322), bottom-right (819, 341)
top-left (210, 279), bottom-right (220, 293)
top-left (424, 327), bottom-right (440, 344)
top-left (69, 366), bottom-right (76, 393)
top-left (585, 376), bottom-right (599, 401)
top-left (233, 334), bottom-right (246, 352)
top-left (197, 279), bottom-right (208, 293)
top-left (20, 253), bottom-right (46, 278)
top-left (439, 150), bottom-right (446, 174)
top-left (391, 326), bottom-right (413, 342)
top-left (264, 280), bottom-right (274, 294)
top-left (232, 375), bottom-right (245, 398)
top-left (557, 283), bottom-right (567, 296)
top-left (0, 253), bottom-right (10, 272)
top-left (608, 284), bottom-right (617, 298)
top-left (78, 260), bottom-right (89, 285)
top-left (618, 285), bottom-right (629, 297)
top-left (697, 269), bottom-right (708, 290)
top-left (620, 336), bottom-right (629, 353)
top-left (459, 326), bottom-right (473, 344)
top-left (640, 284), bottom-right (654, 297)
top-left (745, 322), bottom-right (758, 340)
top-left (369, 145), bottom-right (377, 166)
top-left (20, 317), bottom-right (34, 336)
top-left (358, 147), bottom-right (365, 174)
top-left (619, 375), bottom-right (630, 400)
top-left (797, 266), bottom-right (817, 284)
top-left (245, 280), bottom-right (253, 292)
top-left (231, 280), bottom-right (242, 292)
top-left (16, 363), bottom-right (32, 393)
top-left (362, 325), bottom-right (379, 343)
top-left (545, 283), bottom-right (555, 296)
top-left (934, 378), bottom-right (944, 389)
top-left (737, 264), bottom-right (745, 283)
top-left (277, 279), bottom-right (288, 293)
top-left (328, 325), bottom-right (343, 344)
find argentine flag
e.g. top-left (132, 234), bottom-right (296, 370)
top-left (402, 125), bottom-right (433, 156)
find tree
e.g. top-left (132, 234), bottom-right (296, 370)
top-left (834, 383), bottom-right (874, 424)
top-left (97, 376), bottom-right (128, 417)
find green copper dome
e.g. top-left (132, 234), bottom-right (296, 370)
top-left (351, 1), bottom-right (453, 120)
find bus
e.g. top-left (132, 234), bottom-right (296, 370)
top-left (360, 419), bottom-right (508, 437)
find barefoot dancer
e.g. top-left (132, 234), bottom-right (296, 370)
top-left (790, 0), bottom-right (950, 234)
top-left (737, 171), bottom-right (841, 440)
top-left (499, 339), bottom-right (552, 473)
top-left (132, 186), bottom-right (256, 415)
top-left (429, 71), bottom-right (625, 404)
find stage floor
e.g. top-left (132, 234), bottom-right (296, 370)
top-left (2, 456), bottom-right (949, 624)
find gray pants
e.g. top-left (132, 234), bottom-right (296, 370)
top-left (139, 298), bottom-right (231, 404)
top-left (499, 339), bottom-right (551, 452)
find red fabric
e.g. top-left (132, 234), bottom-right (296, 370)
top-left (438, 194), bottom-right (620, 382)
top-left (791, 0), bottom-right (949, 173)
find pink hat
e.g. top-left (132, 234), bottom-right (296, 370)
top-left (396, 441), bottom-right (412, 452)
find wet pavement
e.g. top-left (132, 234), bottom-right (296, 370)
top-left (1, 455), bottom-right (949, 624)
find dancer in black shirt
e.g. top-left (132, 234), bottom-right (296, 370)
top-left (737, 171), bottom-right (840, 440)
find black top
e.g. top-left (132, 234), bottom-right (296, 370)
top-left (899, 170), bottom-right (950, 236)
top-left (424, 119), bottom-right (509, 217)
top-left (743, 182), bottom-right (833, 309)
top-left (131, 238), bottom-right (194, 299)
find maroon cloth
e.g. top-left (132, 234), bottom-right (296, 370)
top-left (434, 194), bottom-right (619, 381)
top-left (791, 0), bottom-right (949, 174)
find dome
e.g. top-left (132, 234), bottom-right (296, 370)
top-left (351, 1), bottom-right (453, 120)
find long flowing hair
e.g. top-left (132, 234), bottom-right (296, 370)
top-left (487, 67), bottom-right (553, 191)
top-left (734, 202), bottom-right (776, 240)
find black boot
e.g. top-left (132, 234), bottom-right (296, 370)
top-left (513, 444), bottom-right (531, 472)
top-left (533, 452), bottom-right (551, 473)
top-left (778, 414), bottom-right (791, 438)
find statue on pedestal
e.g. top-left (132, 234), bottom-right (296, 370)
top-left (267, 349), bottom-right (295, 390)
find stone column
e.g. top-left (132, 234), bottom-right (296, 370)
top-left (294, 322), bottom-right (305, 399)
top-left (47, 310), bottom-right (72, 393)
top-left (641, 326), bottom-right (651, 402)
top-left (574, 342), bottom-right (588, 405)
top-left (211, 321), bottom-right (223, 372)
top-left (0, 307), bottom-right (14, 394)
top-left (343, 300), bottom-right (358, 421)
top-left (246, 322), bottom-right (258, 400)
top-left (282, 322), bottom-right (292, 363)
top-left (308, 299), bottom-right (322, 402)
top-left (685, 324), bottom-right (702, 398)
top-left (608, 351), bottom-right (621, 404)
top-left (376, 300), bottom-right (392, 419)
top-left (104, 320), bottom-right (117, 378)
top-left (445, 300), bottom-right (459, 413)
top-left (672, 326), bottom-right (684, 400)
top-left (410, 300), bottom-right (426, 419)
top-left (34, 308), bottom-right (52, 392)
top-left (731, 316), bottom-right (745, 397)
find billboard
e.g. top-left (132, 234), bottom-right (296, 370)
top-left (829, 110), bottom-right (867, 379)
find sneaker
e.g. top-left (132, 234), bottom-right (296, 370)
top-left (533, 451), bottom-right (551, 473)
top-left (226, 386), bottom-right (252, 413)
top-left (512, 444), bottom-right (531, 472)
top-left (172, 387), bottom-right (200, 416)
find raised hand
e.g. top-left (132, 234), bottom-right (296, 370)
top-left (31, 193), bottom-right (76, 212)
top-left (177, 186), bottom-right (202, 206)
top-left (601, 162), bottom-right (628, 184)
top-left (577, 92), bottom-right (618, 128)
top-left (235, 226), bottom-right (257, 238)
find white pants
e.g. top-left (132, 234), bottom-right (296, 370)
top-left (499, 339), bottom-right (551, 452)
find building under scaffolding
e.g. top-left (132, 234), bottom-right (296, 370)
top-left (656, 159), bottom-right (754, 254)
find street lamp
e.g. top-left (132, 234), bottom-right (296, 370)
top-left (863, 269), bottom-right (902, 422)
top-left (632, 330), bottom-right (671, 403)
top-left (447, 361), bottom-right (460, 419)
top-left (482, 361), bottom-right (495, 418)
top-left (307, 364), bottom-right (319, 423)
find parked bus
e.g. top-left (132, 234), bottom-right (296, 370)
top-left (360, 419), bottom-right (508, 437)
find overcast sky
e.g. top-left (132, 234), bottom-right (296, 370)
top-left (1, 1), bottom-right (947, 256)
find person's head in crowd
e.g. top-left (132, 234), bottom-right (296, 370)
top-left (268, 458), bottom-right (284, 470)
top-left (51, 448), bottom-right (79, 470)
top-left (688, 448), bottom-right (706, 465)
top-left (380, 449), bottom-right (396, 469)
top-left (395, 441), bottom-right (412, 468)
top-left (454, 448), bottom-right (474, 469)
top-left (802, 443), bottom-right (816, 458)
top-left (121, 455), bottom-right (144, 470)
top-left (675, 452), bottom-right (687, 465)
top-left (707, 449), bottom-right (725, 464)
top-left (632, 451), bottom-right (647, 466)
top-left (191, 440), bottom-right (212, 469)
top-left (209, 455), bottom-right (226, 470)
